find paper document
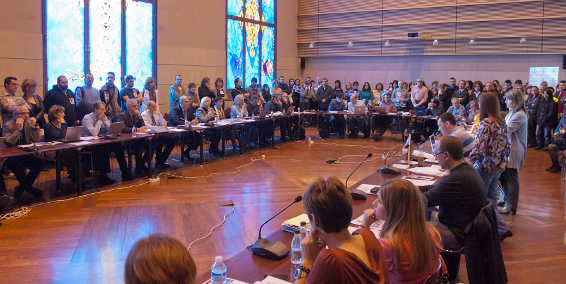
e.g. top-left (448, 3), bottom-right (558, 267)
top-left (70, 141), bottom-right (92, 146)
top-left (407, 167), bottom-right (447, 177)
top-left (202, 278), bottom-right (250, 284)
top-left (168, 128), bottom-right (185, 132)
top-left (282, 214), bottom-right (310, 227)
top-left (412, 150), bottom-right (435, 160)
top-left (350, 215), bottom-right (383, 237)
top-left (403, 177), bottom-right (436, 186)
top-left (356, 184), bottom-right (380, 195)
top-left (80, 136), bottom-right (99, 140)
top-left (254, 275), bottom-right (293, 284)
top-left (391, 164), bottom-right (411, 170)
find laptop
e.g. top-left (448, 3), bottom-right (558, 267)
top-left (58, 126), bottom-right (83, 143)
top-left (413, 107), bottom-right (427, 116)
top-left (353, 105), bottom-right (367, 115)
top-left (258, 109), bottom-right (268, 119)
top-left (148, 125), bottom-right (169, 134)
top-left (285, 106), bottom-right (295, 115)
top-left (101, 121), bottom-right (125, 139)
top-left (373, 106), bottom-right (387, 114)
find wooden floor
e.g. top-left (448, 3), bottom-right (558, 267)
top-left (0, 129), bottom-right (564, 283)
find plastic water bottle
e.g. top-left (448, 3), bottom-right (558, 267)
top-left (291, 229), bottom-right (303, 264)
top-left (211, 256), bottom-right (227, 284)
top-left (300, 221), bottom-right (308, 239)
top-left (132, 125), bottom-right (137, 137)
top-left (184, 118), bottom-right (189, 127)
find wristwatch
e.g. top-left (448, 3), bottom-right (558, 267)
top-left (294, 265), bottom-right (311, 279)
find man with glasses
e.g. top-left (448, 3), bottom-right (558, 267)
top-left (1, 77), bottom-right (29, 123)
top-left (436, 112), bottom-right (476, 157)
top-left (99, 72), bottom-right (121, 121)
top-left (3, 106), bottom-right (44, 201)
top-left (44, 76), bottom-right (77, 126)
top-left (418, 136), bottom-right (487, 281)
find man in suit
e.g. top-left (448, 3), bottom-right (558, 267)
top-left (142, 101), bottom-right (175, 170)
top-left (452, 80), bottom-right (470, 107)
top-left (168, 96), bottom-right (200, 161)
top-left (82, 101), bottom-right (132, 184)
top-left (44, 75), bottom-right (77, 126)
top-left (317, 78), bottom-right (334, 138)
top-left (2, 106), bottom-right (44, 200)
top-left (119, 99), bottom-right (149, 175)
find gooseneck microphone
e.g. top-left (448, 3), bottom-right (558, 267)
top-left (251, 196), bottom-right (302, 260)
top-left (345, 153), bottom-right (372, 200)
top-left (381, 137), bottom-right (412, 175)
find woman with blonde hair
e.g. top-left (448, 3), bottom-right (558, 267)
top-left (140, 77), bottom-right (158, 112)
top-left (21, 78), bottom-right (45, 127)
top-left (363, 179), bottom-right (443, 284)
top-left (125, 234), bottom-right (196, 284)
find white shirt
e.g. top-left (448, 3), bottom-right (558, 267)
top-left (141, 110), bottom-right (167, 127)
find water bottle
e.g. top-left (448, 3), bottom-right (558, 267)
top-left (185, 118), bottom-right (189, 127)
top-left (300, 221), bottom-right (309, 239)
top-left (211, 256), bottom-right (227, 284)
top-left (132, 125), bottom-right (137, 137)
top-left (291, 229), bottom-right (303, 264)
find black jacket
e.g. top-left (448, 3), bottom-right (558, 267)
top-left (537, 98), bottom-right (555, 126)
top-left (119, 111), bottom-right (145, 133)
top-left (168, 106), bottom-right (196, 126)
top-left (452, 89), bottom-right (470, 106)
top-left (316, 84), bottom-right (334, 109)
top-left (44, 85), bottom-right (76, 125)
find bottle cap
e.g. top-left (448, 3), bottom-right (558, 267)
top-left (294, 229), bottom-right (300, 234)
top-left (215, 256), bottom-right (223, 262)
top-left (300, 221), bottom-right (306, 226)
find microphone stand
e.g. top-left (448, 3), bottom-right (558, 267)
top-left (345, 153), bottom-right (373, 189)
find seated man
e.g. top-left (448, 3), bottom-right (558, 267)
top-left (446, 97), bottom-right (467, 123)
top-left (423, 98), bottom-right (444, 137)
top-left (82, 101), bottom-right (132, 184)
top-left (347, 93), bottom-right (367, 138)
top-left (328, 92), bottom-right (347, 138)
top-left (281, 92), bottom-right (301, 140)
top-left (374, 92), bottom-right (397, 138)
top-left (545, 114), bottom-right (566, 173)
top-left (119, 99), bottom-right (150, 175)
top-left (248, 95), bottom-right (268, 146)
top-left (3, 106), bottom-right (44, 200)
top-left (168, 95), bottom-right (200, 161)
top-left (142, 101), bottom-right (175, 170)
top-left (264, 92), bottom-right (289, 142)
top-left (436, 112), bottom-right (476, 158)
top-left (419, 136), bottom-right (487, 281)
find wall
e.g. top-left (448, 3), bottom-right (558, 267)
top-left (0, 0), bottom-right (300, 112)
top-left (301, 54), bottom-right (566, 87)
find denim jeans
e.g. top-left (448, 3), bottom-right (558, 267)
top-left (479, 168), bottom-right (510, 235)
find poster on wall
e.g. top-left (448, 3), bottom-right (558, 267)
top-left (529, 67), bottom-right (559, 89)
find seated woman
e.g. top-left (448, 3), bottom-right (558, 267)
top-left (196, 97), bottom-right (223, 155)
top-left (362, 179), bottom-right (443, 284)
top-left (44, 105), bottom-right (79, 182)
top-left (125, 234), bottom-right (196, 284)
top-left (215, 96), bottom-right (239, 152)
top-left (296, 177), bottom-right (390, 284)
top-left (231, 94), bottom-right (257, 148)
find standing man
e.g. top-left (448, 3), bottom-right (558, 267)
top-left (142, 101), bottom-right (175, 169)
top-left (317, 78), bottom-right (333, 138)
top-left (99, 72), bottom-right (121, 121)
top-left (411, 78), bottom-right (429, 107)
top-left (44, 76), bottom-right (77, 126)
top-left (246, 77), bottom-right (262, 103)
top-left (452, 80), bottom-right (470, 107)
top-left (555, 81), bottom-right (566, 117)
top-left (447, 77), bottom-right (457, 97)
top-left (278, 75), bottom-right (290, 95)
top-left (120, 75), bottom-right (143, 112)
top-left (169, 75), bottom-right (185, 112)
top-left (75, 72), bottom-right (99, 122)
top-left (1, 77), bottom-right (29, 123)
top-left (231, 78), bottom-right (250, 103)
top-left (299, 77), bottom-right (315, 111)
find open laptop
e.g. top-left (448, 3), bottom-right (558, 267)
top-left (285, 106), bottom-right (295, 115)
top-left (258, 109), bottom-right (268, 119)
top-left (58, 126), bottom-right (83, 143)
top-left (353, 105), bottom-right (367, 115)
top-left (413, 107), bottom-right (427, 116)
top-left (373, 106), bottom-right (387, 114)
top-left (101, 121), bottom-right (125, 139)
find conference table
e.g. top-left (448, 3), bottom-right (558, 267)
top-left (195, 144), bottom-right (441, 283)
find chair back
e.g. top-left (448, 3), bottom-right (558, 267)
top-left (163, 112), bottom-right (170, 122)
top-left (224, 108), bottom-right (231, 119)
top-left (422, 258), bottom-right (443, 284)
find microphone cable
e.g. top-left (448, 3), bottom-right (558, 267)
top-left (187, 204), bottom-right (236, 251)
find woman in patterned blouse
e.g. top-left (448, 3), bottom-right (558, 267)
top-left (469, 92), bottom-right (510, 206)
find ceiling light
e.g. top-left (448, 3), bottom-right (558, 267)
top-left (469, 38), bottom-right (475, 45)
top-left (384, 40), bottom-right (390, 47)
top-left (309, 42), bottom-right (314, 48)
top-left (433, 39), bottom-right (438, 46)
top-left (348, 41), bottom-right (354, 47)
top-left (520, 37), bottom-right (526, 44)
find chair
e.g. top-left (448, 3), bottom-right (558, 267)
top-left (422, 258), bottom-right (443, 284)
top-left (163, 112), bottom-right (170, 122)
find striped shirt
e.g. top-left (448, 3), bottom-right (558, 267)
top-left (449, 126), bottom-right (476, 157)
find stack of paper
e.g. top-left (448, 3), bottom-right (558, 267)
top-left (281, 214), bottom-right (310, 233)
top-left (350, 214), bottom-right (384, 237)
top-left (355, 184), bottom-right (380, 195)
top-left (254, 276), bottom-right (293, 284)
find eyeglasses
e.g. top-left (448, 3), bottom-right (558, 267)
top-left (17, 112), bottom-right (29, 115)
top-left (433, 151), bottom-right (446, 158)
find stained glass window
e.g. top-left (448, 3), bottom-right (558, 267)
top-left (126, 1), bottom-right (154, 91)
top-left (46, 0), bottom-right (85, 91)
top-left (90, 0), bottom-right (122, 89)
top-left (227, 0), bottom-right (276, 90)
top-left (45, 0), bottom-right (155, 92)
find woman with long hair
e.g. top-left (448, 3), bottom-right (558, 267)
top-left (360, 82), bottom-right (374, 105)
top-left (213, 78), bottom-right (228, 107)
top-left (363, 180), bottom-right (443, 284)
top-left (334, 80), bottom-right (345, 102)
top-left (140, 77), bottom-right (158, 112)
top-left (499, 89), bottom-right (527, 215)
top-left (373, 82), bottom-right (384, 105)
top-left (198, 77), bottom-right (215, 101)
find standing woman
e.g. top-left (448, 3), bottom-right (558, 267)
top-left (344, 82), bottom-right (354, 102)
top-left (21, 79), bottom-right (46, 127)
top-left (362, 180), bottom-right (443, 284)
top-left (140, 77), bottom-right (158, 112)
top-left (359, 82), bottom-right (374, 105)
top-left (198, 77), bottom-right (215, 101)
top-left (261, 84), bottom-right (272, 104)
top-left (292, 79), bottom-right (301, 108)
top-left (213, 78), bottom-right (228, 108)
top-left (499, 90), bottom-right (527, 215)
top-left (525, 86), bottom-right (541, 148)
top-left (334, 80), bottom-right (345, 103)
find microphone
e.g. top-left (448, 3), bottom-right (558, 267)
top-left (380, 137), bottom-right (411, 175)
top-left (344, 153), bottom-right (372, 201)
top-left (251, 196), bottom-right (302, 260)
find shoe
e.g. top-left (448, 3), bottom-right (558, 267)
top-left (499, 207), bottom-right (517, 215)
top-left (549, 167), bottom-right (562, 173)
top-left (27, 187), bottom-right (44, 199)
top-left (135, 167), bottom-right (148, 176)
top-left (541, 146), bottom-right (549, 151)
top-left (499, 230), bottom-right (513, 241)
top-left (0, 194), bottom-right (11, 208)
top-left (545, 165), bottom-right (556, 171)
top-left (527, 144), bottom-right (535, 148)
top-left (155, 163), bottom-right (169, 170)
top-left (497, 201), bottom-right (505, 207)
top-left (13, 186), bottom-right (23, 199)
top-left (98, 175), bottom-right (116, 185)
top-left (534, 146), bottom-right (542, 150)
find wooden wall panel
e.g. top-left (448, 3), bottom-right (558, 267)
top-left (298, 0), bottom-right (566, 57)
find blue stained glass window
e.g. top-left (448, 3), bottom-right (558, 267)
top-left (261, 0), bottom-right (274, 24)
top-left (228, 0), bottom-right (244, 17)
top-left (227, 19), bottom-right (244, 90)
top-left (245, 0), bottom-right (260, 21)
top-left (126, 1), bottom-right (153, 91)
top-left (261, 26), bottom-right (274, 86)
top-left (90, 0), bottom-right (122, 89)
top-left (46, 0), bottom-right (85, 91)
top-left (245, 23), bottom-right (260, 88)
